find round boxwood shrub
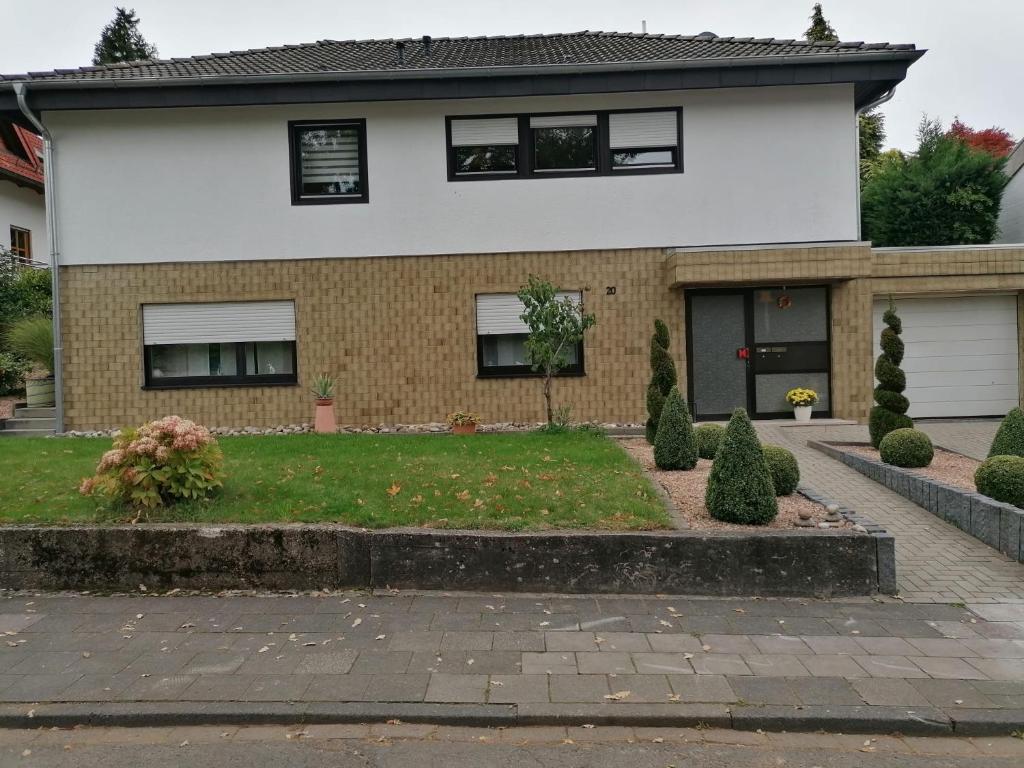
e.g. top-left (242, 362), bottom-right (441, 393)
top-left (695, 423), bottom-right (725, 460)
top-left (878, 428), bottom-right (934, 468)
top-left (705, 408), bottom-right (778, 525)
top-left (975, 455), bottom-right (1024, 508)
top-left (763, 445), bottom-right (800, 496)
top-left (989, 407), bottom-right (1024, 458)
top-left (653, 385), bottom-right (698, 471)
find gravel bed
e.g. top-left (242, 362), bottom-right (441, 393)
top-left (619, 438), bottom-right (850, 532)
top-left (843, 443), bottom-right (980, 492)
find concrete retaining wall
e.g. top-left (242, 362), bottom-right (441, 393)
top-left (809, 440), bottom-right (1024, 563)
top-left (0, 522), bottom-right (894, 596)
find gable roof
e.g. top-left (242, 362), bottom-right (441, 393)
top-left (0, 122), bottom-right (43, 191)
top-left (0, 30), bottom-right (923, 123)
top-left (1006, 139), bottom-right (1024, 181)
top-left (2, 31), bottom-right (920, 82)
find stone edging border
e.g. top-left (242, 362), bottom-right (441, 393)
top-left (808, 440), bottom-right (1024, 563)
top-left (0, 701), bottom-right (1019, 736)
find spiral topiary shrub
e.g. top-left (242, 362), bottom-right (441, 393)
top-left (762, 445), bottom-right (800, 496)
top-left (645, 319), bottom-right (678, 443)
top-left (878, 428), bottom-right (934, 468)
top-left (653, 386), bottom-right (698, 470)
top-left (705, 408), bottom-right (778, 525)
top-left (975, 455), bottom-right (1024, 508)
top-left (695, 423), bottom-right (725, 460)
top-left (989, 408), bottom-right (1024, 458)
top-left (79, 415), bottom-right (225, 509)
top-left (869, 300), bottom-right (913, 448)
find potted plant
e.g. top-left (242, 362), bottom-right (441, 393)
top-left (786, 387), bottom-right (819, 423)
top-left (311, 373), bottom-right (336, 434)
top-left (6, 315), bottom-right (55, 407)
top-left (447, 411), bottom-right (480, 435)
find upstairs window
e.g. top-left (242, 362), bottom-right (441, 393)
top-left (449, 117), bottom-right (519, 177)
top-left (143, 301), bottom-right (297, 388)
top-left (529, 115), bottom-right (597, 173)
top-left (9, 227), bottom-right (31, 262)
top-left (475, 292), bottom-right (585, 377)
top-left (289, 120), bottom-right (368, 205)
top-left (608, 110), bottom-right (680, 170)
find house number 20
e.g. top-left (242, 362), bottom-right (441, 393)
top-left (606, 286), bottom-right (616, 295)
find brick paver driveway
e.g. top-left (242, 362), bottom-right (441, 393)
top-left (754, 420), bottom-right (1024, 603)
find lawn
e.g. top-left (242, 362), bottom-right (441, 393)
top-left (0, 432), bottom-right (672, 530)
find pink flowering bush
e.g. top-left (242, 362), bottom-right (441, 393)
top-left (79, 416), bottom-right (224, 508)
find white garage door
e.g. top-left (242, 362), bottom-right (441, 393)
top-left (872, 295), bottom-right (1020, 418)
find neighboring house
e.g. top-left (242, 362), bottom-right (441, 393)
top-left (997, 139), bottom-right (1024, 244)
top-left (0, 120), bottom-right (46, 266)
top-left (0, 31), bottom-right (1021, 430)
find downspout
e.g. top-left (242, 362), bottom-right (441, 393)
top-left (13, 82), bottom-right (63, 434)
top-left (855, 87), bottom-right (897, 240)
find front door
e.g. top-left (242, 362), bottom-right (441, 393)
top-left (686, 286), bottom-right (832, 421)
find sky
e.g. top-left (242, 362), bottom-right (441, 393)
top-left (2, 0), bottom-right (1020, 152)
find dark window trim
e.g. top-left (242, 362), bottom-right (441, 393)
top-left (475, 335), bottom-right (586, 379)
top-left (288, 118), bottom-right (369, 205)
top-left (446, 106), bottom-right (683, 182)
top-left (143, 341), bottom-right (299, 389)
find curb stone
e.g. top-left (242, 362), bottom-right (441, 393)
top-left (0, 702), bottom-right (1020, 735)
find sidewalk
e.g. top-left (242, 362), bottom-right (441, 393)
top-left (1, 591), bottom-right (1022, 734)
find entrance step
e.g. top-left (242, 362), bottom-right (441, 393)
top-left (0, 428), bottom-right (55, 437)
top-left (2, 416), bottom-right (56, 433)
top-left (13, 406), bottom-right (55, 419)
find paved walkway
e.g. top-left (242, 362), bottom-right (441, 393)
top-left (1, 592), bottom-right (1022, 727)
top-left (754, 421), bottom-right (1024, 603)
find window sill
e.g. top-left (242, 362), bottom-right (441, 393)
top-left (291, 196), bottom-right (368, 206)
top-left (142, 380), bottom-right (299, 391)
top-left (476, 370), bottom-right (586, 380)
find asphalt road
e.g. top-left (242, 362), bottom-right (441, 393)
top-left (4, 727), bottom-right (1023, 768)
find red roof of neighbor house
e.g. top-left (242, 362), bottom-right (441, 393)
top-left (0, 123), bottom-right (43, 189)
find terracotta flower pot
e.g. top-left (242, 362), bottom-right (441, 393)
top-left (452, 422), bottom-right (477, 435)
top-left (314, 398), bottom-right (336, 434)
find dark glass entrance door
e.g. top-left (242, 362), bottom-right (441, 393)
top-left (686, 287), bottom-right (832, 421)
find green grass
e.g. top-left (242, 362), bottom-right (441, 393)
top-left (0, 432), bottom-right (671, 531)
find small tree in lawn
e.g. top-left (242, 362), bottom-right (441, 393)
top-left (93, 7), bottom-right (158, 66)
top-left (646, 319), bottom-right (678, 443)
top-left (869, 298), bottom-right (913, 448)
top-left (517, 276), bottom-right (596, 426)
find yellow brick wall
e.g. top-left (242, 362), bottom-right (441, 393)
top-left (60, 250), bottom-right (684, 430)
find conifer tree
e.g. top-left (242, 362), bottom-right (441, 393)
top-left (645, 320), bottom-right (677, 443)
top-left (653, 386), bottom-right (698, 471)
top-left (869, 299), bottom-right (913, 447)
top-left (93, 7), bottom-right (158, 66)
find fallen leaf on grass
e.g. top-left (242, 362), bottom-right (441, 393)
top-left (386, 483), bottom-right (402, 497)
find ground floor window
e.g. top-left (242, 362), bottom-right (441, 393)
top-left (142, 301), bottom-right (297, 388)
top-left (475, 292), bottom-right (585, 377)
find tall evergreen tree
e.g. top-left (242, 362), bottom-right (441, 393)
top-left (869, 298), bottom-right (914, 447)
top-left (93, 7), bottom-right (158, 66)
top-left (645, 319), bottom-right (678, 443)
top-left (805, 3), bottom-right (838, 42)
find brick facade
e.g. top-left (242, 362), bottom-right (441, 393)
top-left (59, 245), bottom-right (1024, 430)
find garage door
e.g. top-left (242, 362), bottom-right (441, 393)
top-left (872, 295), bottom-right (1020, 418)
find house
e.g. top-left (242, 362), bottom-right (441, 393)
top-left (997, 139), bottom-right (1024, 244)
top-left (0, 31), bottom-right (1021, 431)
top-left (0, 120), bottom-right (45, 266)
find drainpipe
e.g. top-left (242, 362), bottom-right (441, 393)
top-left (855, 87), bottom-right (897, 240)
top-left (13, 82), bottom-right (63, 434)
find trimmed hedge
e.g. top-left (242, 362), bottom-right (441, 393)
top-left (695, 423), bottom-right (725, 460)
top-left (763, 445), bottom-right (800, 496)
top-left (869, 302), bottom-right (913, 448)
top-left (975, 455), bottom-right (1024, 508)
top-left (989, 408), bottom-right (1024, 459)
top-left (879, 428), bottom-right (933, 468)
top-left (653, 386), bottom-right (698, 471)
top-left (705, 408), bottom-right (778, 525)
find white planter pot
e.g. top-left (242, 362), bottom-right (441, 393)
top-left (793, 405), bottom-right (813, 423)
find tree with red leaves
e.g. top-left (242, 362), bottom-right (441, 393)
top-left (948, 119), bottom-right (1016, 158)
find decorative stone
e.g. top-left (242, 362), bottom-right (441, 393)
top-left (825, 504), bottom-right (842, 523)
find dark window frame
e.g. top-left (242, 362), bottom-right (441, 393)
top-left (528, 122), bottom-right (599, 176)
top-left (446, 107), bottom-right (683, 182)
top-left (476, 334), bottom-right (586, 379)
top-left (9, 226), bottom-right (31, 260)
top-left (288, 119), bottom-right (369, 205)
top-left (143, 340), bottom-right (299, 389)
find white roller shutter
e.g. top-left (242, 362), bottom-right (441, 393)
top-left (143, 301), bottom-right (296, 345)
top-left (450, 117), bottom-right (519, 146)
top-left (529, 114), bottom-right (597, 129)
top-left (477, 292), bottom-right (582, 335)
top-left (872, 295), bottom-right (1019, 418)
top-left (609, 111), bottom-right (679, 148)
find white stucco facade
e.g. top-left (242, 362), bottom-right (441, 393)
top-left (0, 179), bottom-right (46, 264)
top-left (997, 142), bottom-right (1024, 244)
top-left (46, 83), bottom-right (859, 266)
